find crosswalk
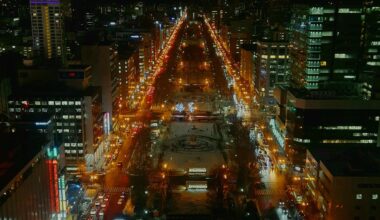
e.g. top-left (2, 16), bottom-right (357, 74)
top-left (103, 186), bottom-right (130, 193)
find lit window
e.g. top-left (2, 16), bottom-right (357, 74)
top-left (356, 194), bottom-right (362, 200)
top-left (48, 101), bottom-right (54, 105)
top-left (35, 101), bottom-right (41, 105)
top-left (373, 194), bottom-right (378, 200)
top-left (335, 53), bottom-right (352, 59)
top-left (75, 101), bottom-right (81, 105)
top-left (62, 101), bottom-right (68, 105)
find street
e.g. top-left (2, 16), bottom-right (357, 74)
top-left (86, 12), bottom-right (303, 220)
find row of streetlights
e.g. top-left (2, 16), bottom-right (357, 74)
top-left (203, 15), bottom-right (253, 109)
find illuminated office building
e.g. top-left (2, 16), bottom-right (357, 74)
top-left (289, 1), bottom-right (373, 90)
top-left (8, 88), bottom-right (103, 173)
top-left (30, 0), bottom-right (64, 61)
top-left (361, 3), bottom-right (380, 100)
top-left (81, 43), bottom-right (119, 129)
top-left (117, 45), bottom-right (139, 112)
top-left (273, 86), bottom-right (380, 165)
top-left (8, 65), bottom-right (103, 173)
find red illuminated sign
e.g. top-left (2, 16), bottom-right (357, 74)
top-left (68, 72), bottom-right (76, 77)
top-left (47, 160), bottom-right (60, 213)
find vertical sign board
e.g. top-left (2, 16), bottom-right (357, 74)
top-left (103, 112), bottom-right (110, 135)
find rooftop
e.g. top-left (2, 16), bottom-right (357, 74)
top-left (308, 147), bottom-right (380, 177)
top-left (286, 83), bottom-right (360, 100)
top-left (9, 84), bottom-right (101, 98)
top-left (275, 86), bottom-right (380, 110)
top-left (0, 125), bottom-right (48, 191)
top-left (59, 64), bottom-right (91, 71)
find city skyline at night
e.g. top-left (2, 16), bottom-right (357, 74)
top-left (0, 0), bottom-right (380, 219)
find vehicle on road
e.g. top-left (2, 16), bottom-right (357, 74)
top-left (90, 208), bottom-right (97, 215)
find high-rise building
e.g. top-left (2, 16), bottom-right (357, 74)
top-left (240, 44), bottom-right (255, 94)
top-left (8, 65), bottom-right (104, 173)
top-left (255, 40), bottom-right (290, 105)
top-left (240, 26), bottom-right (290, 106)
top-left (8, 86), bottom-right (103, 173)
top-left (81, 43), bottom-right (119, 129)
top-left (30, 0), bottom-right (64, 62)
top-left (226, 18), bottom-right (254, 63)
top-left (117, 45), bottom-right (139, 113)
top-left (272, 86), bottom-right (380, 165)
top-left (361, 2), bottom-right (380, 100)
top-left (289, 2), bottom-right (364, 90)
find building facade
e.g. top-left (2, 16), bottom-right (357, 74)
top-left (81, 43), bottom-right (119, 129)
top-left (272, 87), bottom-right (380, 165)
top-left (30, 0), bottom-right (64, 61)
top-left (255, 40), bottom-right (290, 105)
top-left (0, 76), bottom-right (11, 114)
top-left (117, 46), bottom-right (140, 112)
top-left (305, 148), bottom-right (380, 220)
top-left (240, 45), bottom-right (255, 94)
top-left (0, 121), bottom-right (65, 219)
top-left (290, 3), bottom-right (361, 90)
top-left (362, 3), bottom-right (380, 100)
top-left (8, 88), bottom-right (103, 173)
